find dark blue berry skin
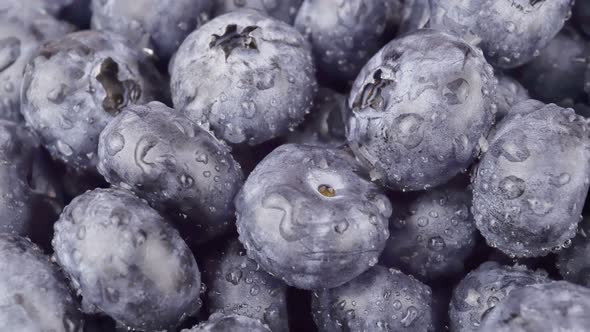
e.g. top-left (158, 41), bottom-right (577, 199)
top-left (235, 144), bottom-right (392, 290)
top-left (0, 121), bottom-right (64, 249)
top-left (213, 0), bottom-right (302, 24)
top-left (312, 266), bottom-right (435, 332)
top-left (294, 0), bottom-right (399, 87)
top-left (97, 102), bottom-right (244, 245)
top-left (0, 6), bottom-right (73, 122)
top-left (182, 313), bottom-right (271, 332)
top-left (479, 281), bottom-right (590, 332)
top-left (449, 261), bottom-right (549, 332)
top-left (429, 0), bottom-right (573, 69)
top-left (91, 0), bottom-right (212, 63)
top-left (557, 216), bottom-right (590, 287)
top-left (0, 234), bottom-right (83, 332)
top-left (52, 188), bottom-right (202, 331)
top-left (347, 29), bottom-right (496, 191)
top-left (473, 101), bottom-right (590, 257)
top-left (286, 87), bottom-right (347, 148)
top-left (201, 239), bottom-right (289, 332)
top-left (516, 26), bottom-right (589, 105)
top-left (21, 30), bottom-right (162, 175)
top-left (574, 0), bottom-right (590, 37)
top-left (60, 0), bottom-right (92, 29)
top-left (170, 10), bottom-right (316, 146)
top-left (494, 71), bottom-right (529, 122)
top-left (381, 183), bottom-right (479, 281)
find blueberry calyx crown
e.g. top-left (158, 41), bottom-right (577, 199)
top-left (209, 24), bottom-right (260, 60)
top-left (95, 57), bottom-right (141, 115)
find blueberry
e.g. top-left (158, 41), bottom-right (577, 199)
top-left (213, 0), bottom-right (302, 24)
top-left (449, 261), bottom-right (548, 332)
top-left (0, 121), bottom-right (63, 246)
top-left (0, 6), bottom-right (73, 122)
top-left (381, 182), bottom-right (479, 281)
top-left (91, 0), bottom-right (212, 63)
top-left (347, 29), bottom-right (496, 191)
top-left (97, 101), bottom-right (244, 245)
top-left (557, 216), bottom-right (590, 287)
top-left (21, 30), bottom-right (163, 174)
top-left (479, 281), bottom-right (590, 332)
top-left (312, 266), bottom-right (435, 332)
top-left (429, 0), bottom-right (573, 69)
top-left (235, 144), bottom-right (392, 289)
top-left (294, 0), bottom-right (399, 87)
top-left (201, 239), bottom-right (289, 331)
top-left (516, 26), bottom-right (589, 105)
top-left (0, 234), bottom-right (83, 332)
top-left (286, 87), bottom-right (347, 148)
top-left (473, 102), bottom-right (590, 257)
top-left (182, 313), bottom-right (271, 332)
top-left (494, 71), bottom-right (530, 122)
top-left (573, 0), bottom-right (590, 37)
top-left (52, 188), bottom-right (202, 330)
top-left (170, 10), bottom-right (317, 146)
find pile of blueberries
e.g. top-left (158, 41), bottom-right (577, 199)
top-left (3, 0), bottom-right (590, 331)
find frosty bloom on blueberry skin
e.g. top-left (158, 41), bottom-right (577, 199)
top-left (21, 30), bottom-right (162, 174)
top-left (381, 183), bottom-right (479, 281)
top-left (429, 0), bottom-right (573, 68)
top-left (182, 313), bottom-right (271, 332)
top-left (346, 29), bottom-right (496, 191)
top-left (449, 261), bottom-right (549, 332)
top-left (473, 102), bottom-right (590, 257)
top-left (97, 101), bottom-right (244, 245)
top-left (312, 266), bottom-right (435, 332)
top-left (235, 144), bottom-right (392, 290)
top-left (170, 10), bottom-right (316, 146)
top-left (91, 0), bottom-right (213, 63)
top-left (0, 5), bottom-right (73, 122)
top-left (479, 281), bottom-right (590, 332)
top-left (200, 239), bottom-right (289, 332)
top-left (52, 188), bottom-right (202, 331)
top-left (213, 0), bottom-right (302, 24)
top-left (0, 234), bottom-right (83, 332)
top-left (294, 0), bottom-right (399, 86)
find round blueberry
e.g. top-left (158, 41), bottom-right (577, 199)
top-left (213, 0), bottom-right (302, 24)
top-left (516, 26), bottom-right (589, 104)
top-left (52, 188), bottom-right (202, 331)
top-left (0, 6), bottom-right (73, 122)
top-left (381, 183), bottom-right (479, 281)
top-left (0, 234), bottom-right (83, 332)
top-left (0, 120), bottom-right (63, 245)
top-left (182, 313), bottom-right (271, 332)
top-left (429, 0), bottom-right (573, 68)
top-left (312, 266), bottom-right (435, 332)
top-left (473, 102), bottom-right (590, 257)
top-left (286, 87), bottom-right (347, 148)
top-left (201, 239), bottom-right (289, 332)
top-left (235, 144), bottom-right (392, 289)
top-left (0, 0), bottom-right (74, 15)
top-left (170, 10), bottom-right (317, 146)
top-left (479, 281), bottom-right (590, 332)
top-left (91, 0), bottom-right (213, 63)
top-left (557, 216), bottom-right (590, 287)
top-left (449, 261), bottom-right (548, 332)
top-left (294, 0), bottom-right (399, 86)
top-left (347, 29), bottom-right (496, 191)
top-left (21, 30), bottom-right (163, 174)
top-left (98, 101), bottom-right (244, 245)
